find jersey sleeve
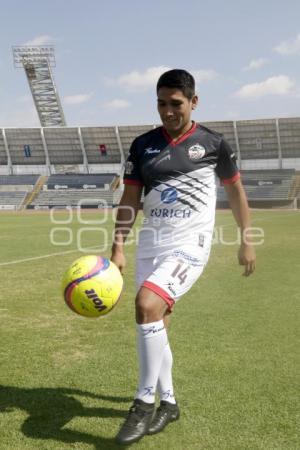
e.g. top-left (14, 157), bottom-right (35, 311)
top-left (215, 139), bottom-right (240, 184)
top-left (123, 139), bottom-right (144, 186)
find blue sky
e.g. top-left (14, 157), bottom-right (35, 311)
top-left (1, 0), bottom-right (300, 127)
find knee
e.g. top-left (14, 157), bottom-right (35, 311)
top-left (135, 291), bottom-right (163, 324)
top-left (135, 294), bottom-right (154, 324)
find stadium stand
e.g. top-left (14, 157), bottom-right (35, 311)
top-left (44, 128), bottom-right (83, 164)
top-left (0, 132), bottom-right (8, 165)
top-left (5, 128), bottom-right (46, 165)
top-left (239, 169), bottom-right (295, 188)
top-left (217, 169), bottom-right (296, 207)
top-left (29, 173), bottom-right (121, 209)
top-left (45, 174), bottom-right (117, 189)
top-left (0, 191), bottom-right (27, 209)
top-left (278, 118), bottom-right (300, 158)
top-left (236, 119), bottom-right (279, 160)
top-left (0, 174), bottom-right (39, 186)
top-left (31, 189), bottom-right (120, 208)
top-left (0, 174), bottom-right (40, 209)
top-left (0, 117), bottom-right (299, 209)
top-left (81, 127), bottom-right (122, 163)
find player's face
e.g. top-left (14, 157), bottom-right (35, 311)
top-left (157, 88), bottom-right (198, 138)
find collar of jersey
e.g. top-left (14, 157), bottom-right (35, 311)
top-left (162, 121), bottom-right (197, 147)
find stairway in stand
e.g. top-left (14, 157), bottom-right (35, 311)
top-left (19, 175), bottom-right (49, 209)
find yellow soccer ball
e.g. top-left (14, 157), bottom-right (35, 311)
top-left (62, 255), bottom-right (123, 317)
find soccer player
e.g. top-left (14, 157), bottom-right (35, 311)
top-left (111, 69), bottom-right (256, 445)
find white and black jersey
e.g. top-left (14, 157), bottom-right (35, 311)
top-left (124, 122), bottom-right (240, 257)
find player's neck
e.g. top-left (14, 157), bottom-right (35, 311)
top-left (164, 121), bottom-right (194, 142)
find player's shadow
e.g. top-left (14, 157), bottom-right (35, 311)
top-left (0, 385), bottom-right (132, 449)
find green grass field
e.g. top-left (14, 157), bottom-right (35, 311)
top-left (0, 209), bottom-right (299, 450)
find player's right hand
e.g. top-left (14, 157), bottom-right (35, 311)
top-left (238, 243), bottom-right (256, 277)
top-left (111, 250), bottom-right (126, 275)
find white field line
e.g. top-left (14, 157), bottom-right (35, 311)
top-left (0, 245), bottom-right (102, 267)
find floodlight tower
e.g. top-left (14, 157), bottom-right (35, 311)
top-left (12, 45), bottom-right (66, 126)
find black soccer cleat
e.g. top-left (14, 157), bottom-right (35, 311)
top-left (148, 400), bottom-right (180, 435)
top-left (116, 398), bottom-right (155, 445)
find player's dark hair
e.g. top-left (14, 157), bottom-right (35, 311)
top-left (156, 69), bottom-right (195, 99)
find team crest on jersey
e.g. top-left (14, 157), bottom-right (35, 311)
top-left (188, 144), bottom-right (206, 160)
top-left (125, 161), bottom-right (134, 174)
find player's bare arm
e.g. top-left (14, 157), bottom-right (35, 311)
top-left (224, 179), bottom-right (256, 276)
top-left (111, 183), bottom-right (143, 272)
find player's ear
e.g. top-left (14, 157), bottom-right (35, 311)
top-left (191, 95), bottom-right (198, 110)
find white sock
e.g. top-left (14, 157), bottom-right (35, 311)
top-left (135, 320), bottom-right (167, 404)
top-left (157, 342), bottom-right (176, 404)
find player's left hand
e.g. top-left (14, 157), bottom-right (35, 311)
top-left (238, 244), bottom-right (256, 276)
